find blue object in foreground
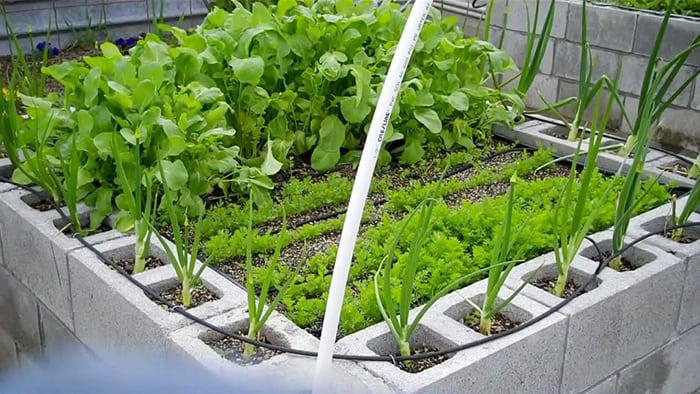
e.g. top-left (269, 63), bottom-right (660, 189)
top-left (0, 346), bottom-right (308, 394)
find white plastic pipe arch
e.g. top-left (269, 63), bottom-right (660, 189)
top-left (311, 0), bottom-right (434, 391)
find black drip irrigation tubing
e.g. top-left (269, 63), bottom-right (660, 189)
top-left (1, 175), bottom-right (699, 363)
top-left (522, 113), bottom-right (695, 166)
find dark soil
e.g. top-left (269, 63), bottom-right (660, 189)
top-left (463, 312), bottom-right (522, 335)
top-left (29, 198), bottom-right (64, 212)
top-left (591, 250), bottom-right (639, 272)
top-left (58, 221), bottom-right (111, 237)
top-left (204, 333), bottom-right (280, 365)
top-left (531, 277), bottom-right (581, 298)
top-left (304, 322), bottom-right (347, 340)
top-left (663, 229), bottom-right (697, 244)
top-left (396, 345), bottom-right (450, 373)
top-left (156, 283), bottom-right (219, 309)
top-left (658, 162), bottom-right (691, 177)
top-left (111, 256), bottom-right (165, 273)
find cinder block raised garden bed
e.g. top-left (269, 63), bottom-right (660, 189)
top-left (0, 1), bottom-right (698, 393)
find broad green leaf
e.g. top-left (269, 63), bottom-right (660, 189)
top-left (445, 91), bottom-right (470, 111)
top-left (261, 139), bottom-right (283, 175)
top-left (93, 133), bottom-right (113, 155)
top-left (311, 147), bottom-right (340, 171)
top-left (317, 115), bottom-right (345, 150)
top-left (101, 42), bottom-right (122, 59)
top-left (276, 0), bottom-right (297, 17)
top-left (133, 80), bottom-right (157, 111)
top-left (340, 97), bottom-right (371, 124)
top-left (230, 56), bottom-right (265, 85)
top-left (413, 108), bottom-right (442, 133)
top-left (158, 160), bottom-right (189, 190)
top-left (83, 68), bottom-right (100, 107)
top-left (76, 110), bottom-right (93, 135)
top-left (119, 128), bottom-right (137, 145)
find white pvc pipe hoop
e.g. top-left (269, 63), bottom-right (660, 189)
top-left (311, 0), bottom-right (434, 391)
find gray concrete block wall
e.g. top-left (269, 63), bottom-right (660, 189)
top-left (449, 1), bottom-right (700, 155)
top-left (0, 0), bottom-right (209, 55)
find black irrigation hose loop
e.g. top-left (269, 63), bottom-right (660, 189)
top-left (2, 174), bottom-right (698, 362)
top-left (521, 113), bottom-right (695, 166)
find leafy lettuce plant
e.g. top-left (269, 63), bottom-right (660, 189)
top-left (163, 0), bottom-right (522, 171)
top-left (374, 197), bottom-right (510, 358)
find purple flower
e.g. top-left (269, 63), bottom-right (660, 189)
top-left (50, 46), bottom-right (60, 57)
top-left (115, 38), bottom-right (127, 48)
top-left (125, 37), bottom-right (138, 47)
top-left (35, 41), bottom-right (47, 51)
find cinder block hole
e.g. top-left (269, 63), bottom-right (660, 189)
top-left (199, 318), bottom-right (288, 365)
top-left (656, 159), bottom-right (690, 177)
top-left (539, 124), bottom-right (589, 140)
top-left (443, 294), bottom-right (533, 335)
top-left (366, 325), bottom-right (456, 373)
top-left (524, 264), bottom-right (601, 296)
top-left (52, 212), bottom-right (111, 237)
top-left (101, 241), bottom-right (169, 273)
top-left (641, 215), bottom-right (700, 244)
top-left (148, 276), bottom-right (222, 309)
top-left (580, 239), bottom-right (656, 271)
top-left (20, 190), bottom-right (64, 212)
top-left (0, 163), bottom-right (13, 180)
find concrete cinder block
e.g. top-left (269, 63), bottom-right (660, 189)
top-left (566, 3), bottom-right (637, 52)
top-left (38, 303), bottom-right (82, 361)
top-left (619, 55), bottom-right (695, 106)
top-left (557, 79), bottom-right (624, 130)
top-left (525, 74), bottom-right (560, 110)
top-left (583, 375), bottom-right (617, 394)
top-left (338, 279), bottom-right (567, 393)
top-left (0, 159), bottom-right (17, 195)
top-left (498, 30), bottom-right (554, 75)
top-left (167, 308), bottom-right (391, 393)
top-left (68, 236), bottom-right (246, 360)
top-left (0, 266), bottom-right (41, 355)
top-left (617, 324), bottom-right (700, 394)
top-left (633, 13), bottom-right (700, 67)
top-left (0, 326), bottom-right (18, 372)
top-left (505, 233), bottom-right (685, 394)
top-left (0, 189), bottom-right (123, 329)
top-left (494, 119), bottom-right (583, 158)
top-left (489, 0), bottom-right (568, 39)
top-left (553, 41), bottom-right (621, 82)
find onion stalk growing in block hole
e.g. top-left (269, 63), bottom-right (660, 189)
top-left (151, 161), bottom-right (207, 308)
top-left (618, 0), bottom-right (700, 157)
top-left (668, 179), bottom-right (700, 242)
top-left (551, 87), bottom-right (618, 296)
top-left (374, 197), bottom-right (512, 361)
top-left (463, 172), bottom-right (539, 335)
top-left (242, 194), bottom-right (303, 359)
top-left (111, 133), bottom-right (157, 274)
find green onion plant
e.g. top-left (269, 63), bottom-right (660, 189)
top-left (464, 173), bottom-right (539, 335)
top-left (668, 180), bottom-right (700, 242)
top-left (242, 195), bottom-right (303, 359)
top-left (551, 78), bottom-right (619, 296)
top-left (619, 0), bottom-right (700, 156)
top-left (112, 134), bottom-right (157, 274)
top-left (151, 162), bottom-right (205, 308)
top-left (689, 155), bottom-right (700, 179)
top-left (374, 198), bottom-right (512, 360)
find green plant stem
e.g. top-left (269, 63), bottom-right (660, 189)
top-left (182, 276), bottom-right (192, 308)
top-left (243, 321), bottom-right (258, 358)
top-left (133, 220), bottom-right (149, 273)
top-left (553, 269), bottom-right (568, 297)
top-left (609, 256), bottom-right (623, 272)
top-left (479, 315), bottom-right (492, 336)
top-left (398, 339), bottom-right (411, 358)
